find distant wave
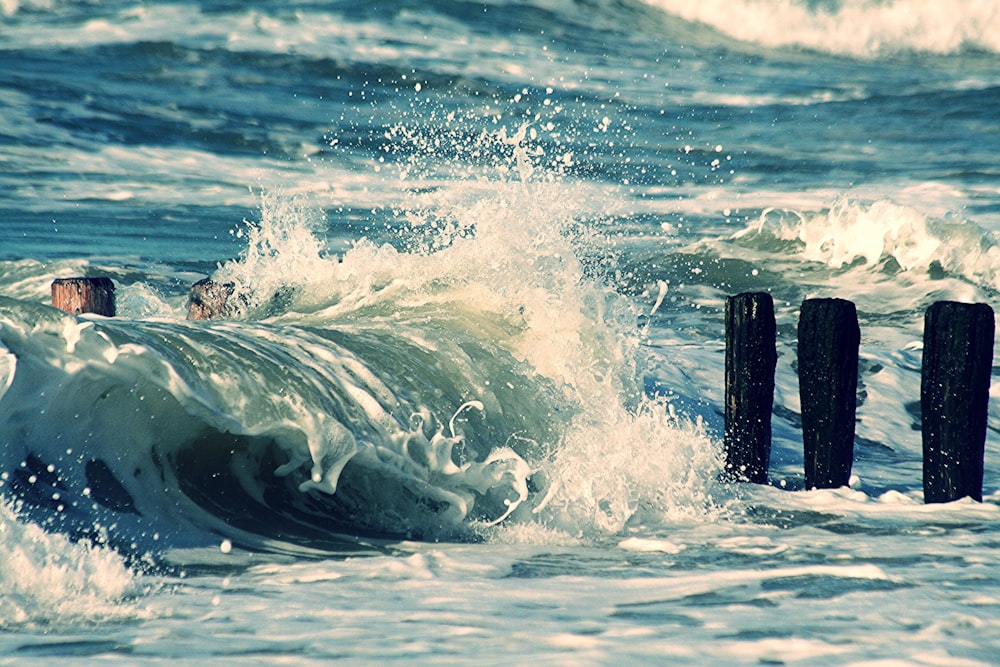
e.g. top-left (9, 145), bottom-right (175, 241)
top-left (647, 0), bottom-right (1000, 57)
top-left (734, 198), bottom-right (1000, 292)
top-left (0, 0), bottom-right (54, 17)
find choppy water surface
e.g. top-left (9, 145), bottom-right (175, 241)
top-left (2, 0), bottom-right (1000, 663)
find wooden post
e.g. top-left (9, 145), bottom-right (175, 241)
top-left (922, 301), bottom-right (994, 503)
top-left (187, 278), bottom-right (235, 320)
top-left (724, 292), bottom-right (776, 483)
top-left (797, 298), bottom-right (860, 489)
top-left (51, 277), bottom-right (115, 316)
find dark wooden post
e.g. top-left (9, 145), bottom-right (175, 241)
top-left (922, 301), bottom-right (994, 503)
top-left (797, 298), bottom-right (860, 489)
top-left (51, 277), bottom-right (115, 316)
top-left (724, 292), bottom-right (776, 483)
top-left (187, 278), bottom-right (235, 320)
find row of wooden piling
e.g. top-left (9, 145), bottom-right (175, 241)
top-left (51, 276), bottom-right (234, 320)
top-left (725, 292), bottom-right (993, 504)
top-left (50, 278), bottom-right (993, 504)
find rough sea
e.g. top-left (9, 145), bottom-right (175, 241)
top-left (2, 0), bottom-right (1000, 663)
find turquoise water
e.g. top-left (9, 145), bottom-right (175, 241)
top-left (2, 0), bottom-right (1000, 663)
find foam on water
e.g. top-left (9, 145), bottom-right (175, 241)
top-left (736, 197), bottom-right (1000, 293)
top-left (0, 501), bottom-right (138, 630)
top-left (648, 0), bottom-right (1000, 57)
top-left (0, 259), bottom-right (89, 302)
top-left (3, 0), bottom-right (1000, 660)
top-left (0, 1), bottom-right (571, 89)
top-left (142, 523), bottom-right (1000, 663)
top-left (205, 125), bottom-right (727, 537)
top-left (0, 119), bottom-right (726, 555)
top-left (8, 97), bottom-right (997, 559)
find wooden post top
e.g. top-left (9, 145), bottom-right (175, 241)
top-left (51, 277), bottom-right (116, 317)
top-left (187, 278), bottom-right (236, 320)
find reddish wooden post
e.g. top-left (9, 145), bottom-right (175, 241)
top-left (724, 292), bottom-right (776, 483)
top-left (51, 277), bottom-right (115, 316)
top-left (187, 278), bottom-right (236, 320)
top-left (922, 301), bottom-right (994, 503)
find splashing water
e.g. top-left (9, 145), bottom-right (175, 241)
top-left (213, 191), bottom-right (334, 317)
top-left (197, 118), bottom-right (726, 541)
top-left (737, 198), bottom-right (1000, 291)
top-left (0, 501), bottom-right (138, 630)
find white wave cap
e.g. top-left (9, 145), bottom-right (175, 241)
top-left (0, 502), bottom-right (137, 629)
top-left (650, 0), bottom-right (1000, 56)
top-left (740, 198), bottom-right (1000, 291)
top-left (0, 0), bottom-right (50, 17)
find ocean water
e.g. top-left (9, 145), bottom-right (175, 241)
top-left (2, 0), bottom-right (1000, 663)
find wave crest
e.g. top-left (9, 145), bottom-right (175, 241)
top-left (649, 0), bottom-right (1000, 57)
top-left (737, 198), bottom-right (1000, 291)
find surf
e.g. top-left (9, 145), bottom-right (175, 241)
top-left (0, 131), bottom-right (723, 559)
top-left (646, 0), bottom-right (1000, 57)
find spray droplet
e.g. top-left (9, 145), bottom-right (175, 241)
top-left (220, 539), bottom-right (232, 554)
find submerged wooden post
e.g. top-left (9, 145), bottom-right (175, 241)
top-left (724, 292), bottom-right (777, 483)
top-left (922, 301), bottom-right (994, 503)
top-left (51, 277), bottom-right (115, 316)
top-left (187, 278), bottom-right (235, 320)
top-left (798, 298), bottom-right (860, 489)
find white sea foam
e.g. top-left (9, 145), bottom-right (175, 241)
top-left (193, 116), bottom-right (726, 539)
top-left (0, 0), bottom-right (52, 17)
top-left (0, 2), bottom-right (572, 89)
top-left (736, 198), bottom-right (1000, 292)
top-left (0, 501), bottom-right (137, 630)
top-left (3, 0), bottom-right (1000, 660)
top-left (648, 0), bottom-right (1000, 57)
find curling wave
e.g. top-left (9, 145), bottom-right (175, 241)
top-left (1, 175), bottom-right (722, 556)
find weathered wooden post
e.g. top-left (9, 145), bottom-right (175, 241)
top-left (724, 292), bottom-right (776, 483)
top-left (187, 278), bottom-right (235, 320)
top-left (51, 277), bottom-right (115, 316)
top-left (922, 301), bottom-right (994, 503)
top-left (797, 298), bottom-right (860, 489)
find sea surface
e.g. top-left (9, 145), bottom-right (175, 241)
top-left (2, 0), bottom-right (1000, 663)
